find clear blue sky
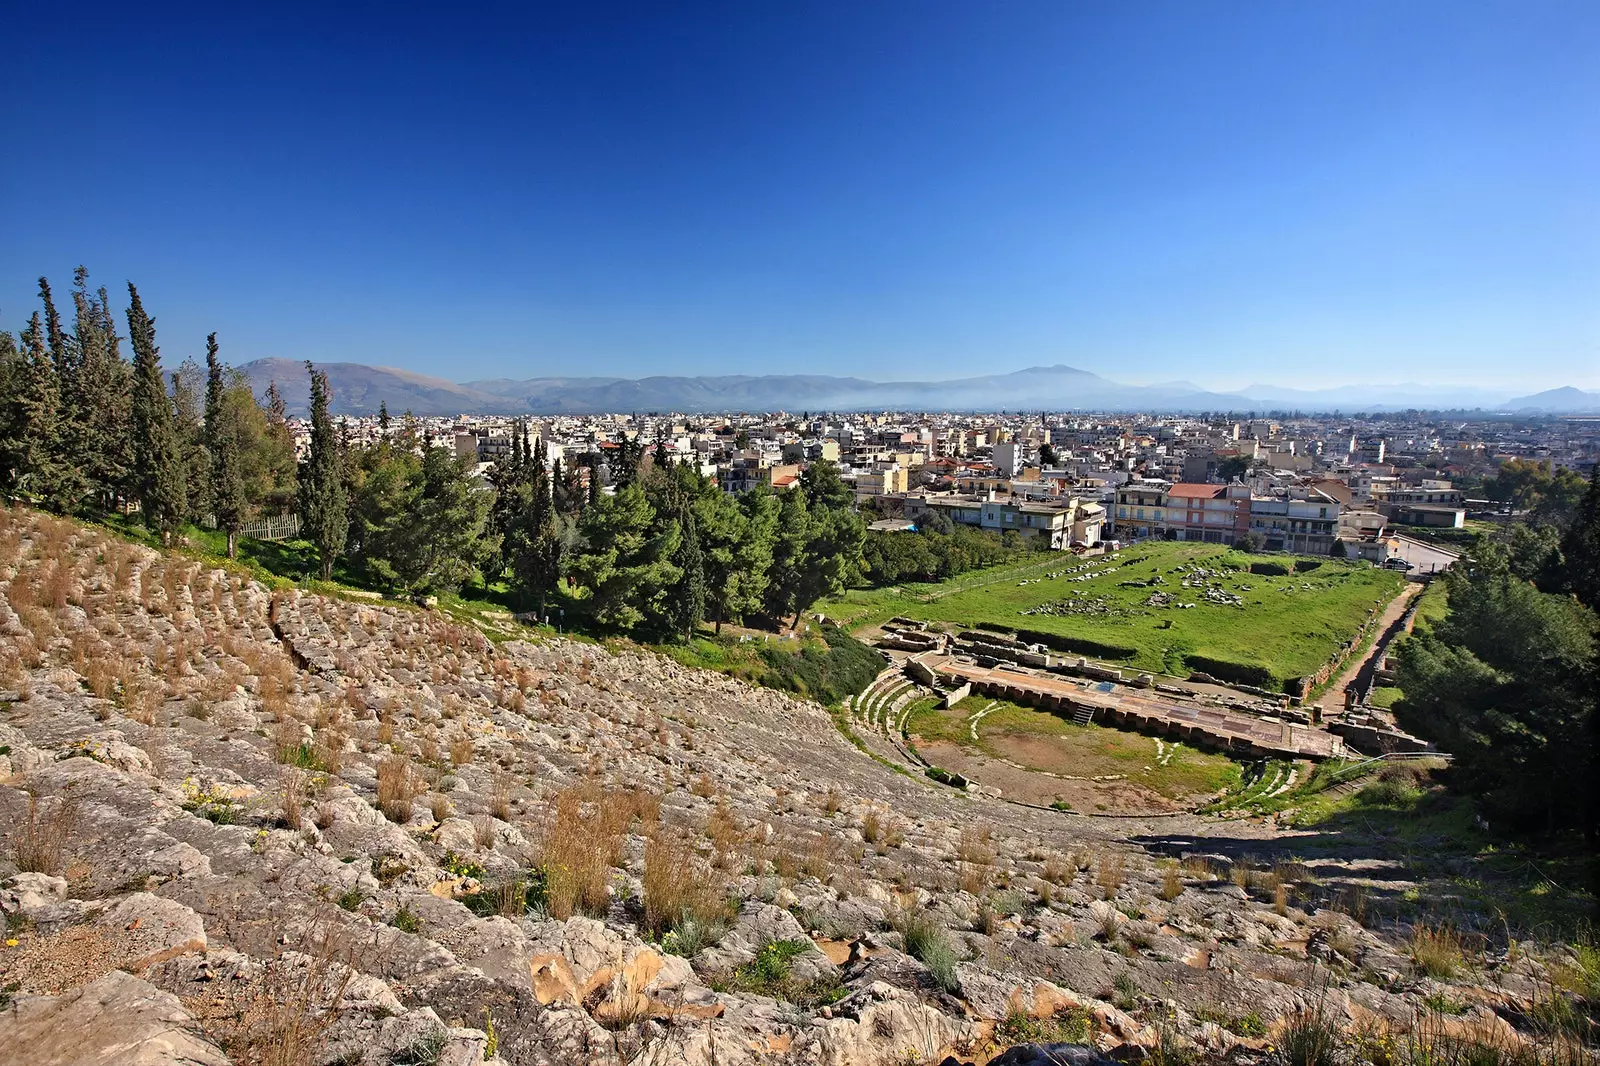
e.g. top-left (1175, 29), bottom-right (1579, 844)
top-left (3, 1), bottom-right (1596, 390)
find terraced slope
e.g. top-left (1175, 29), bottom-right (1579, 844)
top-left (0, 507), bottom-right (1583, 1066)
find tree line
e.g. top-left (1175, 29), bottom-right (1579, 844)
top-left (1, 272), bottom-right (297, 549)
top-left (1, 272), bottom-right (867, 641)
top-left (1392, 465), bottom-right (1599, 839)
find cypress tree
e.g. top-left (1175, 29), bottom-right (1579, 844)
top-left (172, 361), bottom-right (209, 521)
top-left (126, 284), bottom-right (187, 544)
top-left (205, 334), bottom-right (248, 557)
top-left (71, 270), bottom-right (131, 509)
top-left (297, 363), bottom-right (348, 579)
top-left (260, 380), bottom-right (297, 516)
top-left (265, 380), bottom-right (288, 424)
top-left (1, 314), bottom-right (66, 503)
top-left (669, 506), bottom-right (706, 640)
top-left (378, 400), bottom-right (391, 438)
top-left (37, 277), bottom-right (70, 379)
top-left (1561, 464), bottom-right (1600, 612)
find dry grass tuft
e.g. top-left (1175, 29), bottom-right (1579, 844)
top-left (279, 769), bottom-right (306, 829)
top-left (1409, 921), bottom-right (1467, 979)
top-left (642, 832), bottom-right (728, 940)
top-left (1159, 861), bottom-right (1183, 902)
top-left (539, 781), bottom-right (637, 919)
top-left (376, 755), bottom-right (420, 824)
top-left (12, 792), bottom-right (78, 874)
top-left (206, 924), bottom-right (356, 1066)
top-left (956, 825), bottom-right (995, 866)
top-left (472, 813), bottom-right (497, 850)
top-left (490, 777), bottom-right (512, 822)
top-left (1095, 850), bottom-right (1126, 899)
top-left (449, 735), bottom-right (475, 767)
top-left (1042, 853), bottom-right (1076, 885)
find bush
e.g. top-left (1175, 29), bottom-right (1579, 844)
top-left (680, 624), bottom-right (881, 705)
top-left (462, 870), bottom-right (548, 918)
top-left (712, 939), bottom-right (844, 1007)
top-left (996, 1006), bottom-right (1091, 1046)
top-left (1354, 778), bottom-right (1417, 808)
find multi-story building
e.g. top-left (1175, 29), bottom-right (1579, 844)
top-left (900, 493), bottom-right (1103, 549)
top-left (1166, 483), bottom-right (1253, 544)
top-left (1110, 478), bottom-right (1171, 539)
top-left (1247, 490), bottom-right (1341, 554)
top-left (1110, 480), bottom-right (1342, 553)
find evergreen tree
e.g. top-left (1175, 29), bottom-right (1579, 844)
top-left (259, 380), bottom-right (297, 515)
top-left (1393, 544), bottom-right (1596, 837)
top-left (1561, 464), bottom-right (1600, 612)
top-left (265, 380), bottom-right (287, 424)
top-left (570, 484), bottom-right (681, 632)
top-left (37, 275), bottom-right (90, 510)
top-left (0, 313), bottom-right (69, 505)
top-left (363, 445), bottom-right (495, 596)
top-left (668, 505), bottom-right (706, 640)
top-left (508, 436), bottom-right (564, 612)
top-left (205, 334), bottom-right (248, 557)
top-left (764, 489), bottom-right (811, 626)
top-left (378, 400), bottom-right (390, 438)
top-left (37, 277), bottom-right (70, 379)
top-left (171, 360), bottom-right (209, 520)
top-left (126, 284), bottom-right (187, 544)
top-left (0, 330), bottom-right (18, 485)
top-left (297, 363), bottom-right (347, 579)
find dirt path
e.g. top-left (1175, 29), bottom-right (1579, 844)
top-left (1325, 581), bottom-right (1421, 709)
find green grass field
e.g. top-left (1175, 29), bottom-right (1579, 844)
top-left (908, 695), bottom-right (1241, 800)
top-left (822, 541), bottom-right (1405, 687)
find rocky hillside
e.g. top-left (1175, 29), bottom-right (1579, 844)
top-left (0, 506), bottom-right (1588, 1065)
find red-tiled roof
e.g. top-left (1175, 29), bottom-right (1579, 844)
top-left (1166, 483), bottom-right (1224, 498)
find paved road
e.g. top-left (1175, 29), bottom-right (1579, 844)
top-left (1388, 536), bottom-right (1459, 576)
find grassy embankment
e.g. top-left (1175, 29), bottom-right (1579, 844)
top-left (1369, 579), bottom-right (1449, 709)
top-left (822, 541), bottom-right (1404, 690)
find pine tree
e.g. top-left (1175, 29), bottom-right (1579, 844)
top-left (298, 363), bottom-right (347, 579)
top-left (126, 285), bottom-right (187, 543)
top-left (205, 334), bottom-right (248, 557)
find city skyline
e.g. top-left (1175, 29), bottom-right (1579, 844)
top-left (4, 2), bottom-right (1597, 390)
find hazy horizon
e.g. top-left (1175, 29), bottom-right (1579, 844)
top-left (5, 2), bottom-right (1597, 390)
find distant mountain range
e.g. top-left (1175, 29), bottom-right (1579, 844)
top-left (237, 358), bottom-right (1600, 417)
